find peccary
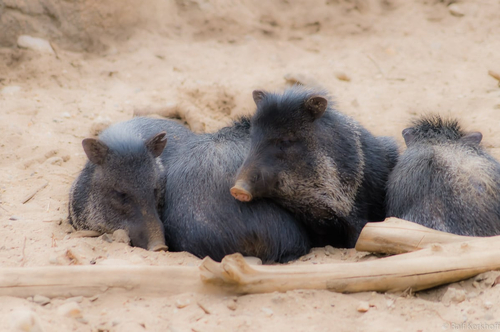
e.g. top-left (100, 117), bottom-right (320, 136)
top-left (386, 115), bottom-right (500, 236)
top-left (162, 117), bottom-right (310, 263)
top-left (68, 119), bottom-right (179, 251)
top-left (69, 117), bottom-right (310, 262)
top-left (230, 86), bottom-right (399, 248)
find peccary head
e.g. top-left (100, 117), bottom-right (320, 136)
top-left (80, 131), bottom-right (168, 251)
top-left (230, 87), bottom-right (353, 218)
top-left (402, 116), bottom-right (483, 147)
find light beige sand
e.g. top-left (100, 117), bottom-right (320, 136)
top-left (1, 0), bottom-right (500, 331)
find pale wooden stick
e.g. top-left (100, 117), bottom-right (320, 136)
top-left (488, 70), bottom-right (500, 82)
top-left (68, 230), bottom-right (102, 238)
top-left (3, 220), bottom-right (498, 298)
top-left (200, 236), bottom-right (500, 294)
top-left (0, 265), bottom-right (225, 298)
top-left (355, 218), bottom-right (476, 254)
top-left (22, 182), bottom-right (48, 204)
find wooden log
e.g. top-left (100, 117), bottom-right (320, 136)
top-left (200, 235), bottom-right (500, 294)
top-left (355, 218), bottom-right (477, 254)
top-left (0, 265), bottom-right (226, 298)
top-left (2, 220), bottom-right (499, 298)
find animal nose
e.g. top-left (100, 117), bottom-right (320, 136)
top-left (230, 180), bottom-right (253, 202)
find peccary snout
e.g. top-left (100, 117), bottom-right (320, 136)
top-left (231, 156), bottom-right (275, 202)
top-left (230, 179), bottom-right (253, 202)
top-left (127, 207), bottom-right (168, 252)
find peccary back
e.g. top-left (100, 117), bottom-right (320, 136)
top-left (387, 115), bottom-right (500, 236)
top-left (163, 118), bottom-right (310, 262)
top-left (70, 117), bottom-right (310, 262)
top-left (231, 86), bottom-right (399, 247)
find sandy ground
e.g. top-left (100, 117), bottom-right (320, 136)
top-left (1, 0), bottom-right (500, 331)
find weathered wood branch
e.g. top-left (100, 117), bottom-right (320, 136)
top-left (355, 218), bottom-right (476, 254)
top-left (0, 265), bottom-right (225, 298)
top-left (200, 227), bottom-right (500, 294)
top-left (2, 219), bottom-right (500, 298)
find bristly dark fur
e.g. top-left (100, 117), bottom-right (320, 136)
top-left (387, 115), bottom-right (500, 236)
top-left (164, 115), bottom-right (310, 263)
top-left (410, 115), bottom-right (465, 142)
top-left (232, 115), bottom-right (252, 130)
top-left (233, 85), bottom-right (399, 248)
top-left (212, 116), bottom-right (251, 142)
top-left (253, 86), bottom-right (335, 129)
top-left (70, 116), bottom-right (310, 263)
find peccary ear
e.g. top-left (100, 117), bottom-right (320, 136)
top-left (304, 96), bottom-right (328, 120)
top-left (82, 138), bottom-right (109, 165)
top-left (402, 128), bottom-right (416, 147)
top-left (461, 132), bottom-right (482, 145)
top-left (146, 132), bottom-right (167, 158)
top-left (252, 90), bottom-right (267, 106)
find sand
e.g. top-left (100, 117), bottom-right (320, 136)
top-left (1, 0), bottom-right (500, 331)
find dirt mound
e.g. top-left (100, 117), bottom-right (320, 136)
top-left (0, 0), bottom-right (142, 51)
top-left (0, 0), bottom-right (409, 52)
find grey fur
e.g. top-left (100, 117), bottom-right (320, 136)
top-left (69, 117), bottom-right (310, 262)
top-left (234, 86), bottom-right (399, 247)
top-left (386, 115), bottom-right (500, 236)
top-left (68, 119), bottom-right (175, 250)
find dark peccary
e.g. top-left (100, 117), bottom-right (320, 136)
top-left (386, 115), bottom-right (500, 236)
top-left (230, 86), bottom-right (399, 248)
top-left (69, 117), bottom-right (310, 262)
top-left (68, 119), bottom-right (179, 251)
top-left (163, 117), bottom-right (310, 263)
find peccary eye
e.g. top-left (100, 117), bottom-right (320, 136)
top-left (277, 138), bottom-right (296, 151)
top-left (154, 188), bottom-right (162, 201)
top-left (250, 173), bottom-right (261, 184)
top-left (112, 190), bottom-right (128, 201)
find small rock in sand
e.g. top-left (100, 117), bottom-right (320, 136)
top-left (300, 253), bottom-right (315, 261)
top-left (483, 301), bottom-right (493, 310)
top-left (57, 302), bottom-right (83, 318)
top-left (441, 287), bottom-right (466, 306)
top-left (324, 245), bottom-right (337, 256)
top-left (283, 73), bottom-right (319, 87)
top-left (11, 309), bottom-right (44, 332)
top-left (448, 4), bottom-right (465, 17)
top-left (1, 86), bottom-right (22, 95)
top-left (242, 256), bottom-right (262, 265)
top-left (44, 157), bottom-right (63, 166)
top-left (335, 71), bottom-right (351, 82)
top-left (17, 35), bottom-right (55, 54)
top-left (357, 301), bottom-right (370, 313)
top-left (64, 296), bottom-right (84, 304)
top-left (33, 295), bottom-right (51, 306)
top-left (101, 234), bottom-right (113, 243)
top-left (261, 307), bottom-right (273, 317)
top-left (175, 298), bottom-right (191, 309)
top-left (226, 298), bottom-right (238, 311)
top-left (112, 229), bottom-right (130, 244)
